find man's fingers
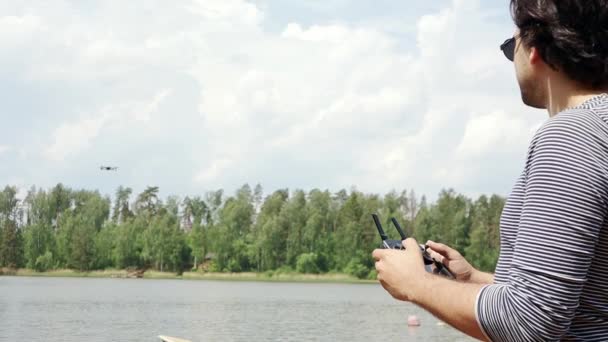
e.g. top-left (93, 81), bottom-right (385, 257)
top-left (374, 261), bottom-right (382, 271)
top-left (372, 249), bottom-right (385, 261)
top-left (428, 250), bottom-right (445, 264)
top-left (426, 246), bottom-right (450, 261)
top-left (426, 240), bottom-right (448, 251)
top-left (426, 240), bottom-right (459, 259)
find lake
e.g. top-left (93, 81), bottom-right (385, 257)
top-left (0, 276), bottom-right (474, 341)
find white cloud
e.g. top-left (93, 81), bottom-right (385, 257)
top-left (2, 0), bottom-right (546, 198)
top-left (342, 0), bottom-right (543, 195)
top-left (282, 23), bottom-right (352, 43)
top-left (0, 15), bottom-right (42, 45)
top-left (44, 115), bottom-right (108, 162)
top-left (44, 89), bottom-right (172, 161)
top-left (195, 158), bottom-right (234, 184)
top-left (456, 111), bottom-right (530, 159)
top-left (186, 0), bottom-right (263, 27)
top-left (0, 145), bottom-right (10, 155)
top-left (134, 89), bottom-right (173, 123)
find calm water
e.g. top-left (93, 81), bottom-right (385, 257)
top-left (0, 276), bottom-right (473, 341)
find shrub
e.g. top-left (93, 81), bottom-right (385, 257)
top-left (344, 258), bottom-right (369, 279)
top-left (296, 253), bottom-right (320, 274)
top-left (35, 251), bottom-right (54, 272)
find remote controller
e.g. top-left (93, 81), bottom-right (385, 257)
top-left (372, 214), bottom-right (454, 279)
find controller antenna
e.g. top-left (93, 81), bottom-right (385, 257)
top-left (390, 217), bottom-right (407, 240)
top-left (372, 214), bottom-right (388, 241)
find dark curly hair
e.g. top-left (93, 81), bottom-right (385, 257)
top-left (510, 0), bottom-right (608, 89)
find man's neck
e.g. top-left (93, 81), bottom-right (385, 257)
top-left (546, 77), bottom-right (607, 117)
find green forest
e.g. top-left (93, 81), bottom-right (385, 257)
top-left (0, 184), bottom-right (504, 279)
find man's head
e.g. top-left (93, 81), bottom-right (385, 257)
top-left (504, 0), bottom-right (608, 109)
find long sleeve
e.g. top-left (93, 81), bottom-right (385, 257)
top-left (476, 109), bottom-right (608, 341)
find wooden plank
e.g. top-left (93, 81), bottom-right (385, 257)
top-left (158, 335), bottom-right (193, 342)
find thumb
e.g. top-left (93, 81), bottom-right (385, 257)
top-left (403, 238), bottom-right (419, 252)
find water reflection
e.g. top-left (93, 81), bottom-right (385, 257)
top-left (0, 277), bottom-right (474, 342)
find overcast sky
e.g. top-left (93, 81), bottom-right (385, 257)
top-left (0, 0), bottom-right (547, 201)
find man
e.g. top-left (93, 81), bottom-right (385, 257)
top-left (373, 0), bottom-right (608, 340)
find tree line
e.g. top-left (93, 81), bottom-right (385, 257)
top-left (0, 184), bottom-right (504, 278)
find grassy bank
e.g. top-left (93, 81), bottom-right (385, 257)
top-left (180, 271), bottom-right (374, 283)
top-left (0, 268), bottom-right (375, 284)
top-left (4, 268), bottom-right (130, 278)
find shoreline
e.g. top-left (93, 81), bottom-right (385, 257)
top-left (0, 268), bottom-right (376, 284)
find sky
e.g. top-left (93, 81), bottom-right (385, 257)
top-left (0, 0), bottom-right (548, 201)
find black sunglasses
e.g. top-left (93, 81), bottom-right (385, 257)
top-left (500, 37), bottom-right (516, 62)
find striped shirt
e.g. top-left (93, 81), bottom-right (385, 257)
top-left (476, 94), bottom-right (608, 341)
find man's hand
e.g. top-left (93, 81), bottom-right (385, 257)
top-left (374, 238), bottom-right (489, 341)
top-left (425, 240), bottom-right (494, 284)
top-left (372, 238), bottom-right (428, 302)
top-left (425, 240), bottom-right (474, 282)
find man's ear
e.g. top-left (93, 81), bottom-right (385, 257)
top-left (529, 46), bottom-right (542, 65)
